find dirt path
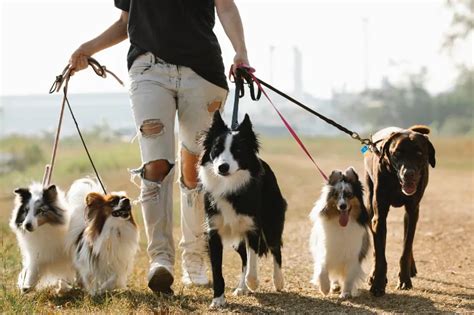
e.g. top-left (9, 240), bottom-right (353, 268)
top-left (1, 140), bottom-right (473, 313)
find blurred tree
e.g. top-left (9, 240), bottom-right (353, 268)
top-left (434, 67), bottom-right (473, 134)
top-left (443, 0), bottom-right (474, 49)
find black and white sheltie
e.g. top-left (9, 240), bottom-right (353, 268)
top-left (309, 167), bottom-right (370, 298)
top-left (199, 112), bottom-right (287, 308)
top-left (10, 183), bottom-right (74, 293)
top-left (66, 179), bottom-right (139, 296)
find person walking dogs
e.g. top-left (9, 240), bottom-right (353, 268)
top-left (69, 0), bottom-right (250, 294)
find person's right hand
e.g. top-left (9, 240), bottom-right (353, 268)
top-left (69, 45), bottom-right (92, 75)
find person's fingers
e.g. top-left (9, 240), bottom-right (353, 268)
top-left (78, 57), bottom-right (88, 70)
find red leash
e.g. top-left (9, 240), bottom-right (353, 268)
top-left (230, 64), bottom-right (329, 182)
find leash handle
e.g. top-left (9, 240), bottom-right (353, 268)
top-left (44, 58), bottom-right (123, 194)
top-left (231, 64), bottom-right (329, 182)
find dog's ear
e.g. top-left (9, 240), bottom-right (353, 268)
top-left (210, 111), bottom-right (228, 133)
top-left (426, 137), bottom-right (436, 168)
top-left (85, 192), bottom-right (105, 220)
top-left (201, 111), bottom-right (228, 150)
top-left (344, 167), bottom-right (359, 183)
top-left (409, 125), bottom-right (430, 135)
top-left (43, 185), bottom-right (58, 203)
top-left (237, 114), bottom-right (260, 153)
top-left (328, 170), bottom-right (343, 185)
top-left (237, 114), bottom-right (253, 132)
top-left (14, 188), bottom-right (31, 201)
top-left (379, 132), bottom-right (399, 164)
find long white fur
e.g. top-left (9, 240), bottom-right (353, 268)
top-left (309, 185), bottom-right (367, 298)
top-left (66, 178), bottom-right (139, 296)
top-left (10, 183), bottom-right (74, 293)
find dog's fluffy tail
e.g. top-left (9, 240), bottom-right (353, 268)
top-left (65, 178), bottom-right (101, 253)
top-left (409, 125), bottom-right (430, 135)
top-left (67, 178), bottom-right (100, 208)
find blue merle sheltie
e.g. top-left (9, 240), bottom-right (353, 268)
top-left (10, 183), bottom-right (74, 293)
top-left (198, 111), bottom-right (287, 308)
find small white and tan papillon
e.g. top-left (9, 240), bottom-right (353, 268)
top-left (10, 183), bottom-right (74, 293)
top-left (309, 167), bottom-right (370, 299)
top-left (66, 179), bottom-right (139, 296)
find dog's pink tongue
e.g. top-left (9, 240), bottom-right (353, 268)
top-left (339, 211), bottom-right (349, 227)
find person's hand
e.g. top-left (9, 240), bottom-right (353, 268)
top-left (69, 45), bottom-right (93, 75)
top-left (231, 51), bottom-right (250, 77)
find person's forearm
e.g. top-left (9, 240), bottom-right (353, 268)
top-left (217, 2), bottom-right (247, 56)
top-left (80, 13), bottom-right (128, 55)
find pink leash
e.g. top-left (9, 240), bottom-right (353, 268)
top-left (230, 64), bottom-right (329, 182)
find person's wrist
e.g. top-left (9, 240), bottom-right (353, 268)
top-left (78, 42), bottom-right (95, 57)
top-left (235, 49), bottom-right (247, 58)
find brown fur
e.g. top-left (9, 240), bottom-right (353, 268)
top-left (364, 126), bottom-right (436, 296)
top-left (84, 193), bottom-right (136, 244)
top-left (321, 197), bottom-right (363, 221)
top-left (408, 125), bottom-right (430, 135)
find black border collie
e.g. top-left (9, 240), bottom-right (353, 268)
top-left (198, 111), bottom-right (287, 308)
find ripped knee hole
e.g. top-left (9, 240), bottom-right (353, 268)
top-left (140, 119), bottom-right (165, 137)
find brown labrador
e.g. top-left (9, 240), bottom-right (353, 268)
top-left (364, 125), bottom-right (436, 296)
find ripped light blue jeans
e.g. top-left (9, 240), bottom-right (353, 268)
top-left (128, 52), bottom-right (227, 274)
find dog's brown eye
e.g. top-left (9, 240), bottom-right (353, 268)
top-left (344, 192), bottom-right (353, 198)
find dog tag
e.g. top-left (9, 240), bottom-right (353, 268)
top-left (361, 145), bottom-right (369, 154)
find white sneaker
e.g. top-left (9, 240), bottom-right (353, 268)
top-left (182, 253), bottom-right (209, 287)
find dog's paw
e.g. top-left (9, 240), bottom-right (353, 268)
top-left (209, 295), bottom-right (226, 309)
top-left (245, 275), bottom-right (259, 292)
top-left (370, 283), bottom-right (386, 297)
top-left (273, 270), bottom-right (284, 292)
top-left (369, 273), bottom-right (387, 296)
top-left (55, 280), bottom-right (72, 295)
top-left (319, 278), bottom-right (330, 295)
top-left (233, 287), bottom-right (249, 296)
top-left (319, 284), bottom-right (330, 296)
top-left (339, 291), bottom-right (352, 299)
top-left (397, 278), bottom-right (413, 290)
top-left (330, 282), bottom-right (341, 293)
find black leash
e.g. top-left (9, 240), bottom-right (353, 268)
top-left (232, 66), bottom-right (379, 156)
top-left (63, 94), bottom-right (108, 194)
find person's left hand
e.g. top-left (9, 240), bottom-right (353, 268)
top-left (231, 51), bottom-right (250, 76)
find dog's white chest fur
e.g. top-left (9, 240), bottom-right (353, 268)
top-left (311, 217), bottom-right (366, 268)
top-left (208, 197), bottom-right (255, 246)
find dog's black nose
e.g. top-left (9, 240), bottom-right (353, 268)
top-left (25, 223), bottom-right (33, 231)
top-left (339, 203), bottom-right (347, 210)
top-left (218, 163), bottom-right (230, 174)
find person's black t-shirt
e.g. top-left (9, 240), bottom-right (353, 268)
top-left (115, 0), bottom-right (228, 90)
